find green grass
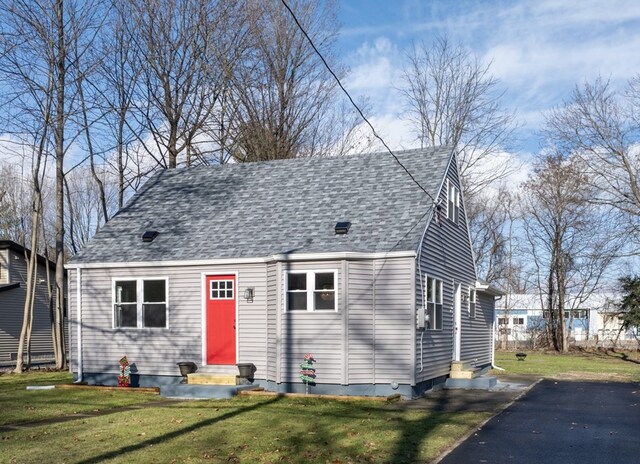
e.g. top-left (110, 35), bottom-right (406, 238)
top-left (0, 371), bottom-right (159, 426)
top-left (493, 349), bottom-right (640, 381)
top-left (0, 373), bottom-right (491, 464)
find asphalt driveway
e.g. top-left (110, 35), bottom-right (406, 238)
top-left (439, 380), bottom-right (640, 464)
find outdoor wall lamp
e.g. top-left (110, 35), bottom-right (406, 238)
top-left (244, 287), bottom-right (255, 303)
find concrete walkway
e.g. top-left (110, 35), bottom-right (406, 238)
top-left (387, 375), bottom-right (539, 414)
top-left (439, 379), bottom-right (640, 464)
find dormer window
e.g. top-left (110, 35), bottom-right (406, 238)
top-left (447, 180), bottom-right (459, 224)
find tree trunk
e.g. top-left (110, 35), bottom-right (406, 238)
top-left (54, 0), bottom-right (67, 370)
top-left (14, 214), bottom-right (39, 373)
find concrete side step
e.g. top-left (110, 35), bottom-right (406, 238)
top-left (450, 361), bottom-right (473, 372)
top-left (449, 369), bottom-right (478, 380)
top-left (187, 373), bottom-right (237, 385)
top-left (445, 375), bottom-right (498, 390)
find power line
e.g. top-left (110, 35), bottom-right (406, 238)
top-left (279, 0), bottom-right (436, 204)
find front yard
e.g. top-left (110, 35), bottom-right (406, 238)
top-left (2, 350), bottom-right (637, 463)
top-left (0, 372), bottom-right (489, 464)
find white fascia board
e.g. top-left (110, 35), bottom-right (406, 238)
top-left (475, 281), bottom-right (505, 296)
top-left (65, 250), bottom-right (416, 269)
top-left (265, 250), bottom-right (415, 263)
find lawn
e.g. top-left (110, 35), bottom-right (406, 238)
top-left (0, 372), bottom-right (491, 464)
top-left (0, 371), bottom-right (159, 426)
top-left (493, 349), bottom-right (640, 382)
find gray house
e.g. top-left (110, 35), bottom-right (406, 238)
top-left (0, 240), bottom-right (59, 364)
top-left (66, 147), bottom-right (500, 398)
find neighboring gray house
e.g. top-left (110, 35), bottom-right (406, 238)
top-left (66, 147), bottom-right (501, 398)
top-left (0, 240), bottom-right (59, 364)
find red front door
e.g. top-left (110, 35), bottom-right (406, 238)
top-left (206, 275), bottom-right (236, 365)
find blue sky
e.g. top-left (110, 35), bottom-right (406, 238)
top-left (335, 0), bottom-right (640, 155)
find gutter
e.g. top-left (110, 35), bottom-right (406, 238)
top-left (491, 294), bottom-right (505, 371)
top-left (65, 250), bottom-right (417, 270)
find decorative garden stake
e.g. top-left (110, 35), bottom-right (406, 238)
top-left (118, 356), bottom-right (131, 387)
top-left (299, 353), bottom-right (316, 395)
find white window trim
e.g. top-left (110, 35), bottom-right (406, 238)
top-left (112, 277), bottom-right (169, 329)
top-left (284, 270), bottom-right (338, 312)
top-left (446, 179), bottom-right (460, 224)
top-left (425, 275), bottom-right (443, 330)
top-left (469, 287), bottom-right (476, 318)
top-left (209, 279), bottom-right (235, 300)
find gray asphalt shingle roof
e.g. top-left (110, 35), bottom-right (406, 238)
top-left (70, 147), bottom-right (453, 264)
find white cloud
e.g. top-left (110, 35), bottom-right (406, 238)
top-left (339, 0), bottom-right (640, 154)
top-left (347, 37), bottom-right (401, 91)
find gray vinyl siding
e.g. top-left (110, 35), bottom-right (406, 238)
top-left (69, 263), bottom-right (268, 378)
top-left (373, 258), bottom-right (414, 384)
top-left (347, 261), bottom-right (374, 383)
top-left (266, 262), bottom-right (277, 380)
top-left (278, 261), bottom-right (344, 384)
top-left (0, 249), bottom-right (57, 362)
top-left (276, 257), bottom-right (414, 386)
top-left (68, 269), bottom-right (77, 371)
top-left (460, 290), bottom-right (494, 366)
top-left (415, 155), bottom-right (478, 382)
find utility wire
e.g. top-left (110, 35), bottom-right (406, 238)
top-left (279, 0), bottom-right (436, 204)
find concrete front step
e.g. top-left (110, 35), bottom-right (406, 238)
top-left (194, 365), bottom-right (238, 375)
top-left (444, 375), bottom-right (498, 390)
top-left (187, 373), bottom-right (238, 385)
top-left (449, 369), bottom-right (481, 380)
top-left (160, 384), bottom-right (259, 399)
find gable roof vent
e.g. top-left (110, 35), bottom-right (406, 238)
top-left (334, 221), bottom-right (351, 235)
top-left (142, 230), bottom-right (159, 243)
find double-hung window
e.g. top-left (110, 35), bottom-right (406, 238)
top-left (469, 288), bottom-right (477, 318)
top-left (114, 278), bottom-right (168, 328)
top-left (426, 276), bottom-right (443, 330)
top-left (286, 271), bottom-right (337, 312)
top-left (447, 179), bottom-right (460, 224)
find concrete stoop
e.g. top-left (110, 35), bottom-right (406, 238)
top-left (187, 373), bottom-right (237, 385)
top-left (160, 383), bottom-right (259, 399)
top-left (444, 375), bottom-right (498, 390)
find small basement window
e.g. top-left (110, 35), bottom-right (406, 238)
top-left (286, 271), bottom-right (337, 312)
top-left (114, 278), bottom-right (168, 329)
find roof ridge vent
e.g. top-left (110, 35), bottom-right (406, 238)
top-left (334, 221), bottom-right (351, 235)
top-left (142, 230), bottom-right (159, 242)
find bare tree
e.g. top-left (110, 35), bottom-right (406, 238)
top-left (229, 0), bottom-right (350, 161)
top-left (545, 76), bottom-right (640, 246)
top-left (401, 36), bottom-right (518, 198)
top-left (1, 0), bottom-right (105, 369)
top-left (521, 154), bottom-right (622, 351)
top-left (129, 0), bottom-right (242, 169)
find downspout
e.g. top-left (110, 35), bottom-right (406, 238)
top-left (74, 268), bottom-right (83, 383)
top-left (491, 294), bottom-right (505, 371)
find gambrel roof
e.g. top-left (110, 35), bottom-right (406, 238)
top-left (70, 147), bottom-right (454, 264)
